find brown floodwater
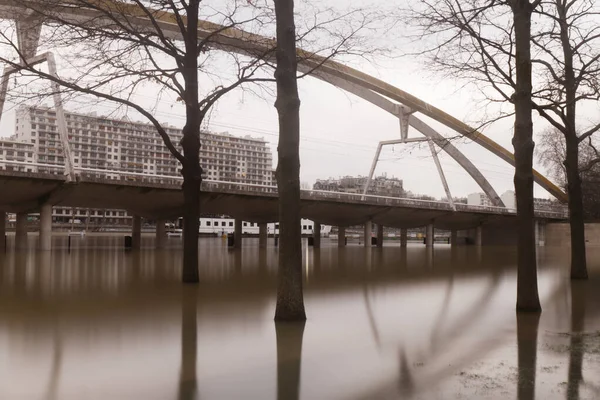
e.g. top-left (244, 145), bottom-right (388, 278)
top-left (0, 235), bottom-right (599, 400)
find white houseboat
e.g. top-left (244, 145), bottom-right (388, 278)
top-left (197, 217), bottom-right (331, 237)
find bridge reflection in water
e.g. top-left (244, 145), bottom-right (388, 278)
top-left (0, 238), bottom-right (598, 400)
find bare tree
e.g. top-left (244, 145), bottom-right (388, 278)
top-left (529, 0), bottom-right (600, 279)
top-left (273, 0), bottom-right (305, 321)
top-left (0, 0), bottom-right (372, 288)
top-left (538, 128), bottom-right (600, 220)
top-left (408, 0), bottom-right (543, 311)
top-left (409, 0), bottom-right (600, 282)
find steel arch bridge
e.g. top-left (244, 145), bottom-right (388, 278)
top-left (0, 1), bottom-right (567, 206)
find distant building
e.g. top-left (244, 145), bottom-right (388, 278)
top-left (467, 192), bottom-right (494, 207)
top-left (313, 174), bottom-right (404, 197)
top-left (0, 106), bottom-right (276, 225)
top-left (501, 190), bottom-right (516, 209)
top-left (472, 189), bottom-right (559, 211)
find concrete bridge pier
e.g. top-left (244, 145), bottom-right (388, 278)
top-left (15, 212), bottom-right (28, 250)
top-left (475, 225), bottom-right (483, 247)
top-left (234, 219), bottom-right (242, 249)
top-left (258, 223), bottom-right (268, 248)
top-left (156, 219), bottom-right (167, 249)
top-left (450, 229), bottom-right (458, 246)
top-left (400, 228), bottom-right (407, 247)
top-left (39, 204), bottom-right (53, 251)
top-left (132, 215), bottom-right (142, 250)
top-left (0, 210), bottom-right (5, 252)
top-left (425, 223), bottom-right (434, 247)
top-left (535, 221), bottom-right (546, 247)
top-left (313, 222), bottom-right (321, 248)
top-left (376, 224), bottom-right (384, 248)
top-left (337, 227), bottom-right (346, 248)
top-left (363, 222), bottom-right (372, 247)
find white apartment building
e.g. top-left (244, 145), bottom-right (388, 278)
top-left (469, 190), bottom-right (556, 211)
top-left (1, 106), bottom-right (275, 225)
top-left (500, 190), bottom-right (517, 209)
top-left (0, 139), bottom-right (35, 171)
top-left (467, 192), bottom-right (494, 207)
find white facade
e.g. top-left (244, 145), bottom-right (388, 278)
top-left (198, 218), bottom-right (332, 236)
top-left (467, 192), bottom-right (493, 207)
top-left (0, 106), bottom-right (276, 225)
top-left (12, 106), bottom-right (275, 185)
top-left (0, 139), bottom-right (35, 172)
top-left (500, 190), bottom-right (516, 210)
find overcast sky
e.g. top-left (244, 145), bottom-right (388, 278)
top-left (0, 0), bottom-right (583, 201)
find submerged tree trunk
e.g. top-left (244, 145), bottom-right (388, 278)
top-left (181, 0), bottom-right (201, 284)
top-left (181, 158), bottom-right (201, 283)
top-left (557, 3), bottom-right (588, 280)
top-left (511, 0), bottom-right (541, 312)
top-left (565, 135), bottom-right (588, 280)
top-left (273, 0), bottom-right (306, 321)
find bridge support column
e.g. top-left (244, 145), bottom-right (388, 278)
top-left (259, 223), bottom-right (268, 248)
top-left (0, 210), bottom-right (5, 253)
top-left (425, 223), bottom-right (434, 247)
top-left (450, 229), bottom-right (458, 246)
top-left (363, 221), bottom-right (372, 247)
top-left (400, 228), bottom-right (407, 247)
top-left (132, 215), bottom-right (142, 250)
top-left (234, 219), bottom-right (242, 249)
top-left (156, 219), bottom-right (167, 249)
top-left (39, 204), bottom-right (52, 251)
top-left (376, 224), bottom-right (384, 248)
top-left (535, 221), bottom-right (545, 247)
top-left (313, 222), bottom-right (321, 248)
top-left (338, 227), bottom-right (346, 248)
top-left (15, 212), bottom-right (28, 251)
top-left (475, 225), bottom-right (483, 247)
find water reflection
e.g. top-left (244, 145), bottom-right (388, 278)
top-left (567, 282), bottom-right (586, 400)
top-left (179, 288), bottom-right (198, 400)
top-left (0, 238), bottom-right (597, 399)
top-left (275, 321), bottom-right (305, 400)
top-left (46, 321), bottom-right (63, 400)
top-left (516, 312), bottom-right (540, 400)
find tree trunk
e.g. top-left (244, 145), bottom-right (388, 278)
top-left (181, 163), bottom-right (200, 283)
top-left (181, 0), bottom-right (201, 284)
top-left (273, 0), bottom-right (306, 321)
top-left (565, 134), bottom-right (588, 279)
top-left (511, 0), bottom-right (541, 312)
top-left (557, 3), bottom-right (588, 280)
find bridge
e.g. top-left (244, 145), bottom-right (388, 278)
top-left (0, 1), bottom-right (569, 251)
top-left (0, 161), bottom-right (566, 251)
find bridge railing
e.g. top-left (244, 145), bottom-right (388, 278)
top-left (0, 160), bottom-right (569, 218)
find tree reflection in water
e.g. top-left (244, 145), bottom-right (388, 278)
top-left (516, 312), bottom-right (540, 400)
top-left (178, 287), bottom-right (198, 400)
top-left (275, 321), bottom-right (305, 400)
top-left (567, 282), bottom-right (586, 400)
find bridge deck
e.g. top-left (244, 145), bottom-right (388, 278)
top-left (0, 170), bottom-right (567, 230)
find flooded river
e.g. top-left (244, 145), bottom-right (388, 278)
top-left (0, 235), bottom-right (598, 399)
